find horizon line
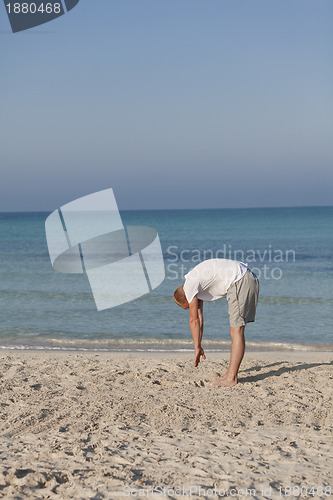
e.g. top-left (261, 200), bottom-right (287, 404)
top-left (0, 204), bottom-right (333, 214)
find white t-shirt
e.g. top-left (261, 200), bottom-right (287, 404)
top-left (183, 259), bottom-right (248, 303)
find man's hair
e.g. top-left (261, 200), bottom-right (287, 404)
top-left (174, 285), bottom-right (187, 307)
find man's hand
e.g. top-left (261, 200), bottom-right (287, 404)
top-left (194, 346), bottom-right (206, 367)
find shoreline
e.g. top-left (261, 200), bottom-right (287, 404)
top-left (1, 347), bottom-right (333, 362)
top-left (1, 339), bottom-right (333, 354)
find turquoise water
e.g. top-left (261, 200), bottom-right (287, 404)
top-left (0, 207), bottom-right (332, 351)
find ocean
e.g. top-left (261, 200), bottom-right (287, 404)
top-left (0, 207), bottom-right (332, 352)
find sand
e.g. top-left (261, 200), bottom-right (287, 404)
top-left (0, 349), bottom-right (332, 499)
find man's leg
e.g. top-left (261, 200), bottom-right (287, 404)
top-left (211, 326), bottom-right (245, 387)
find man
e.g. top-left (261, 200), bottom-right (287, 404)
top-left (174, 258), bottom-right (259, 387)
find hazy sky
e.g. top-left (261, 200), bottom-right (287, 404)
top-left (1, 0), bottom-right (332, 210)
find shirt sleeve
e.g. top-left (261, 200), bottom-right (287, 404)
top-left (183, 277), bottom-right (199, 304)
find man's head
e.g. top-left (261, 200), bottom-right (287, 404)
top-left (174, 285), bottom-right (189, 309)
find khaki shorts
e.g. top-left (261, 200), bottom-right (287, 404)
top-left (226, 269), bottom-right (259, 327)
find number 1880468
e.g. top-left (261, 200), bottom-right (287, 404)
top-left (6, 3), bottom-right (62, 14)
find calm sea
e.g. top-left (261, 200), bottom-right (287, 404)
top-left (0, 207), bottom-right (332, 352)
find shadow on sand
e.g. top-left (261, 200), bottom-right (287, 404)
top-left (239, 360), bottom-right (333, 383)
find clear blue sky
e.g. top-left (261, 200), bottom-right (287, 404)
top-left (1, 0), bottom-right (332, 210)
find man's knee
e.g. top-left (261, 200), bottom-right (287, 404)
top-left (230, 326), bottom-right (245, 337)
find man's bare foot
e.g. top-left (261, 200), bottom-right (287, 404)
top-left (210, 376), bottom-right (237, 387)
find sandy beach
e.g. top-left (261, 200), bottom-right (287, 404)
top-left (0, 349), bottom-right (332, 499)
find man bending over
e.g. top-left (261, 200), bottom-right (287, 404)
top-left (174, 258), bottom-right (259, 387)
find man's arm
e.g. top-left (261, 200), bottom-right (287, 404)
top-left (198, 299), bottom-right (204, 344)
top-left (189, 297), bottom-right (206, 367)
